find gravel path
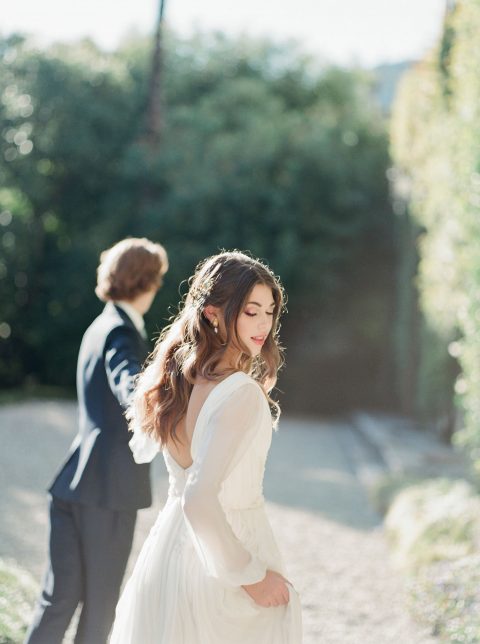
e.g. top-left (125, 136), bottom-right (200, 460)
top-left (0, 401), bottom-right (435, 643)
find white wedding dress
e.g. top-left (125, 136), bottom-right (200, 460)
top-left (110, 371), bottom-right (302, 643)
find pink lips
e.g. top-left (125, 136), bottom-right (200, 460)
top-left (251, 336), bottom-right (265, 346)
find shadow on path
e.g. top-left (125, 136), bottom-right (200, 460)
top-left (265, 418), bottom-right (381, 530)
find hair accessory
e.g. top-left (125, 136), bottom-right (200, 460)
top-left (190, 281), bottom-right (214, 308)
top-left (189, 263), bottom-right (222, 309)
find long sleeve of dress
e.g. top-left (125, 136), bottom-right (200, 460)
top-left (182, 381), bottom-right (268, 588)
top-left (128, 412), bottom-right (160, 464)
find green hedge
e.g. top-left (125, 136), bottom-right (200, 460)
top-left (385, 479), bottom-right (480, 642)
top-left (0, 33), bottom-right (395, 412)
top-left (0, 559), bottom-right (38, 644)
top-left (390, 0), bottom-right (480, 462)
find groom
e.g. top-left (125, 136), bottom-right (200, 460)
top-left (25, 238), bottom-right (168, 644)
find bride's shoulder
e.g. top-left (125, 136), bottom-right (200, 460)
top-left (200, 371), bottom-right (268, 412)
top-left (227, 371), bottom-right (262, 391)
top-left (221, 372), bottom-right (268, 409)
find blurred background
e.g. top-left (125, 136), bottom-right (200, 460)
top-left (6, 1), bottom-right (480, 641)
top-left (0, 0), bottom-right (453, 419)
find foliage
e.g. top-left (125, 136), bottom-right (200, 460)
top-left (384, 478), bottom-right (480, 642)
top-left (410, 555), bottom-right (480, 643)
top-left (390, 0), bottom-right (480, 452)
top-left (0, 32), bottom-right (394, 407)
top-left (0, 558), bottom-right (38, 644)
top-left (390, 55), bottom-right (460, 423)
top-left (385, 478), bottom-right (480, 569)
top-left (0, 35), bottom-right (143, 385)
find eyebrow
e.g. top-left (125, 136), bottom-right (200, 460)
top-left (246, 301), bottom-right (276, 308)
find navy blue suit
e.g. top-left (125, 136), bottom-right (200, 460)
top-left (26, 303), bottom-right (152, 644)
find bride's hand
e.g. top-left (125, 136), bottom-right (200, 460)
top-left (242, 570), bottom-right (290, 607)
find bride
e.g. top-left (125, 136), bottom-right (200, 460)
top-left (110, 251), bottom-right (302, 643)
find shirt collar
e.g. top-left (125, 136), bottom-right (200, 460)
top-left (115, 301), bottom-right (146, 336)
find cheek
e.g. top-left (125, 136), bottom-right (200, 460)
top-left (236, 317), bottom-right (252, 342)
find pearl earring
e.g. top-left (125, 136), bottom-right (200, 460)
top-left (213, 319), bottom-right (219, 334)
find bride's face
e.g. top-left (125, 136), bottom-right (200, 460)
top-left (235, 283), bottom-right (275, 357)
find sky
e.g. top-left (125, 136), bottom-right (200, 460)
top-left (3, 0), bottom-right (447, 67)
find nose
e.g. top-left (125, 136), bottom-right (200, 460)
top-left (258, 313), bottom-right (271, 331)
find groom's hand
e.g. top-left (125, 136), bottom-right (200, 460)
top-left (242, 570), bottom-right (290, 607)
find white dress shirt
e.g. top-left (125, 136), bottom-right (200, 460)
top-left (115, 301), bottom-right (147, 339)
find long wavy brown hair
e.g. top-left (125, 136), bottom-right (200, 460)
top-left (128, 251), bottom-right (286, 446)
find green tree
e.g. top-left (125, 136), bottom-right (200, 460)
top-left (390, 0), bottom-right (480, 458)
top-left (0, 32), bottom-right (394, 412)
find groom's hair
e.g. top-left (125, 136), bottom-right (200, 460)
top-left (95, 237), bottom-right (168, 302)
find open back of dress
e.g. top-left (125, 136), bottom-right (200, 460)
top-left (110, 371), bottom-right (302, 644)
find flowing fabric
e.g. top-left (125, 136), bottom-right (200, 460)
top-left (110, 371), bottom-right (302, 643)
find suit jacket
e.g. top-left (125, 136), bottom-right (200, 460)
top-left (49, 302), bottom-right (152, 511)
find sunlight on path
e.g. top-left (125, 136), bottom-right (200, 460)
top-left (0, 402), bottom-right (435, 643)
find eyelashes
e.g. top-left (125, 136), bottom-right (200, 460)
top-left (244, 311), bottom-right (275, 317)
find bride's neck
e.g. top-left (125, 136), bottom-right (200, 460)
top-left (215, 347), bottom-right (242, 374)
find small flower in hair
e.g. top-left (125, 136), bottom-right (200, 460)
top-left (189, 271), bottom-right (220, 308)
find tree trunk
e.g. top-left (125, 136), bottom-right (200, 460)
top-left (144, 0), bottom-right (166, 148)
